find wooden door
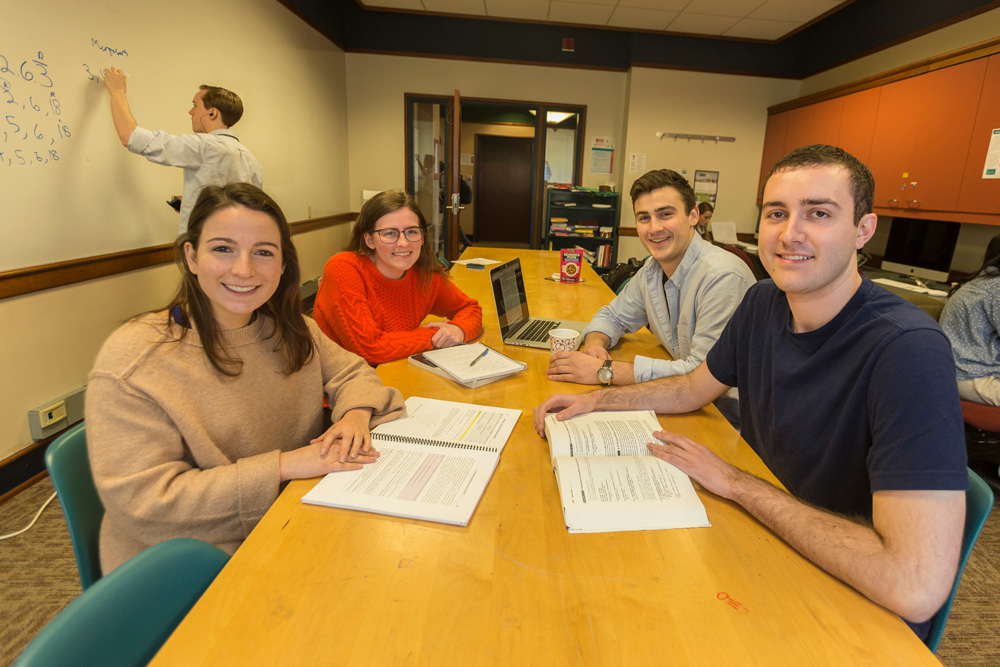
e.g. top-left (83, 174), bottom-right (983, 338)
top-left (957, 54), bottom-right (1000, 215)
top-left (474, 135), bottom-right (533, 245)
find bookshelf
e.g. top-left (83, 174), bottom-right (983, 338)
top-left (545, 188), bottom-right (620, 273)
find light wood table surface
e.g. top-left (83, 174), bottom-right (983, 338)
top-left (151, 248), bottom-right (940, 666)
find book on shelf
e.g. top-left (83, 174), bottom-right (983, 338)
top-left (303, 396), bottom-right (521, 526)
top-left (408, 342), bottom-right (526, 388)
top-left (543, 410), bottom-right (711, 533)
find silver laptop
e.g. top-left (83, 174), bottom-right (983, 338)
top-left (489, 258), bottom-right (587, 349)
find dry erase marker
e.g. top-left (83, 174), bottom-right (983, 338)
top-left (467, 263), bottom-right (485, 270)
top-left (469, 348), bottom-right (489, 366)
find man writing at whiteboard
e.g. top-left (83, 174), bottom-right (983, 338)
top-left (102, 67), bottom-right (263, 233)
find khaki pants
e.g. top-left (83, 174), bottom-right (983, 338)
top-left (958, 376), bottom-right (1000, 406)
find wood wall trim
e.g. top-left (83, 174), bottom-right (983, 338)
top-left (0, 213), bottom-right (355, 302)
top-left (769, 36), bottom-right (1000, 114)
top-left (619, 227), bottom-right (638, 236)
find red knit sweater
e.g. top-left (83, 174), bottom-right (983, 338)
top-left (313, 252), bottom-right (483, 365)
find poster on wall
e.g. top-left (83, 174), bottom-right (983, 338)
top-left (628, 152), bottom-right (646, 175)
top-left (591, 136), bottom-right (614, 175)
top-left (983, 129), bottom-right (1000, 179)
top-left (694, 170), bottom-right (719, 205)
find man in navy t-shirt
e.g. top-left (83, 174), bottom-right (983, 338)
top-left (534, 144), bottom-right (967, 638)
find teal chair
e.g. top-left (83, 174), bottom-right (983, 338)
top-left (45, 422), bottom-right (105, 590)
top-left (15, 538), bottom-right (229, 667)
top-left (437, 256), bottom-right (451, 270)
top-left (925, 468), bottom-right (994, 653)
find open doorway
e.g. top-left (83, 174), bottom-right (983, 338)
top-left (405, 95), bottom-right (585, 254)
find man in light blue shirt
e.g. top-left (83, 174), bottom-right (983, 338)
top-left (103, 68), bottom-right (263, 233)
top-left (546, 169), bottom-right (754, 423)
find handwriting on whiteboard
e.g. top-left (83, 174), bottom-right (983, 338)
top-left (1, 39), bottom-right (127, 168)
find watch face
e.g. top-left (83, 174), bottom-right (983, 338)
top-left (597, 363), bottom-right (613, 385)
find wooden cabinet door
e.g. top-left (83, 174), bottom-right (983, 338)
top-left (757, 112), bottom-right (789, 202)
top-left (869, 59), bottom-right (987, 212)
top-left (837, 87), bottom-right (881, 164)
top-left (957, 54), bottom-right (1000, 215)
top-left (784, 97), bottom-right (845, 152)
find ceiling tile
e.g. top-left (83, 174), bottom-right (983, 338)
top-left (607, 7), bottom-right (677, 31)
top-left (666, 12), bottom-right (741, 35)
top-left (423, 0), bottom-right (488, 15)
top-left (618, 0), bottom-right (688, 10)
top-left (549, 1), bottom-right (616, 25)
top-left (724, 16), bottom-right (800, 40)
top-left (485, 0), bottom-right (551, 21)
top-left (749, 0), bottom-right (840, 23)
top-left (684, 0), bottom-right (763, 18)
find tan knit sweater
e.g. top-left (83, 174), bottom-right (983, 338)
top-left (85, 313), bottom-right (405, 572)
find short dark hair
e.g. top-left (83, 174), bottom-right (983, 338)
top-left (169, 183), bottom-right (313, 376)
top-left (199, 85), bottom-right (244, 127)
top-left (763, 144), bottom-right (874, 226)
top-left (630, 169), bottom-right (696, 214)
top-left (345, 190), bottom-right (445, 286)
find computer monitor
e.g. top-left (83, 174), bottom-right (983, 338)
top-left (880, 217), bottom-right (960, 283)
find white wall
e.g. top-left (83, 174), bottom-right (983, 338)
top-left (616, 68), bottom-right (800, 259)
top-left (344, 54), bottom-right (628, 212)
top-left (0, 0), bottom-right (352, 461)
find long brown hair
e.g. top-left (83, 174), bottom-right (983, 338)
top-left (166, 183), bottom-right (315, 376)
top-left (344, 190), bottom-right (445, 287)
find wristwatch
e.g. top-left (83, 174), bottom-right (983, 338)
top-left (597, 360), bottom-right (614, 387)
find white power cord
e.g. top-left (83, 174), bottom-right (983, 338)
top-left (0, 492), bottom-right (58, 541)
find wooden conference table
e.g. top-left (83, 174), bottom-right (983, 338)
top-left (151, 248), bottom-right (940, 666)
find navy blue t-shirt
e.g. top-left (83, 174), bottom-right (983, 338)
top-left (706, 278), bottom-right (967, 638)
top-left (707, 278), bottom-right (967, 518)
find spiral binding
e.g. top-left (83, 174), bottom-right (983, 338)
top-left (372, 432), bottom-right (494, 452)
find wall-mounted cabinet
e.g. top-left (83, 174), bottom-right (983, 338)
top-left (868, 58), bottom-right (986, 213)
top-left (957, 54), bottom-right (1000, 216)
top-left (758, 53), bottom-right (999, 224)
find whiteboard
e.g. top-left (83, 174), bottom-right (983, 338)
top-left (1, 0), bottom-right (350, 272)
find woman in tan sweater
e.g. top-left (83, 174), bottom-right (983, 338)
top-left (86, 183), bottom-right (405, 573)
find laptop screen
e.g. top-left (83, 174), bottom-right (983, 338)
top-left (490, 259), bottom-right (530, 338)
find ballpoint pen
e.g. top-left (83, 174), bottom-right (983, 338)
top-left (469, 348), bottom-right (489, 366)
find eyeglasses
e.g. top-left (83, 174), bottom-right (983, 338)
top-left (371, 227), bottom-right (424, 243)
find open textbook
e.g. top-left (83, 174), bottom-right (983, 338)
top-left (302, 397), bottom-right (520, 526)
top-left (544, 410), bottom-right (710, 533)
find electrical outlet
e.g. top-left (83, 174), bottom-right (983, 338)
top-left (40, 401), bottom-right (67, 427)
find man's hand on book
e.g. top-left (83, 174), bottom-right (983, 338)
top-left (647, 429), bottom-right (744, 500)
top-left (533, 392), bottom-right (599, 435)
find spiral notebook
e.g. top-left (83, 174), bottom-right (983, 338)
top-left (302, 397), bottom-right (521, 526)
top-left (411, 343), bottom-right (526, 387)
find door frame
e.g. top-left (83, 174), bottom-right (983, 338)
top-left (404, 94), bottom-right (586, 253)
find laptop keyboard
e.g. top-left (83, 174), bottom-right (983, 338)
top-left (517, 319), bottom-right (559, 342)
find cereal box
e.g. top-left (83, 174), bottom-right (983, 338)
top-left (560, 248), bottom-right (583, 283)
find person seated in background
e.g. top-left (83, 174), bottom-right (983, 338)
top-left (695, 201), bottom-right (714, 240)
top-left (313, 190), bottom-right (482, 365)
top-left (545, 169), bottom-right (754, 426)
top-left (86, 184), bottom-right (405, 573)
top-left (940, 233), bottom-right (1000, 405)
top-left (535, 144), bottom-right (967, 638)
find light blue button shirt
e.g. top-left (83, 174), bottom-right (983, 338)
top-left (582, 234), bottom-right (755, 382)
top-left (128, 127), bottom-right (263, 232)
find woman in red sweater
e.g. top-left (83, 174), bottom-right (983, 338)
top-left (313, 190), bottom-right (482, 365)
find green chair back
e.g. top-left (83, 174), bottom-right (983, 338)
top-left (15, 538), bottom-right (229, 667)
top-left (925, 468), bottom-right (994, 652)
top-left (438, 256), bottom-right (451, 270)
top-left (45, 423), bottom-right (104, 589)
